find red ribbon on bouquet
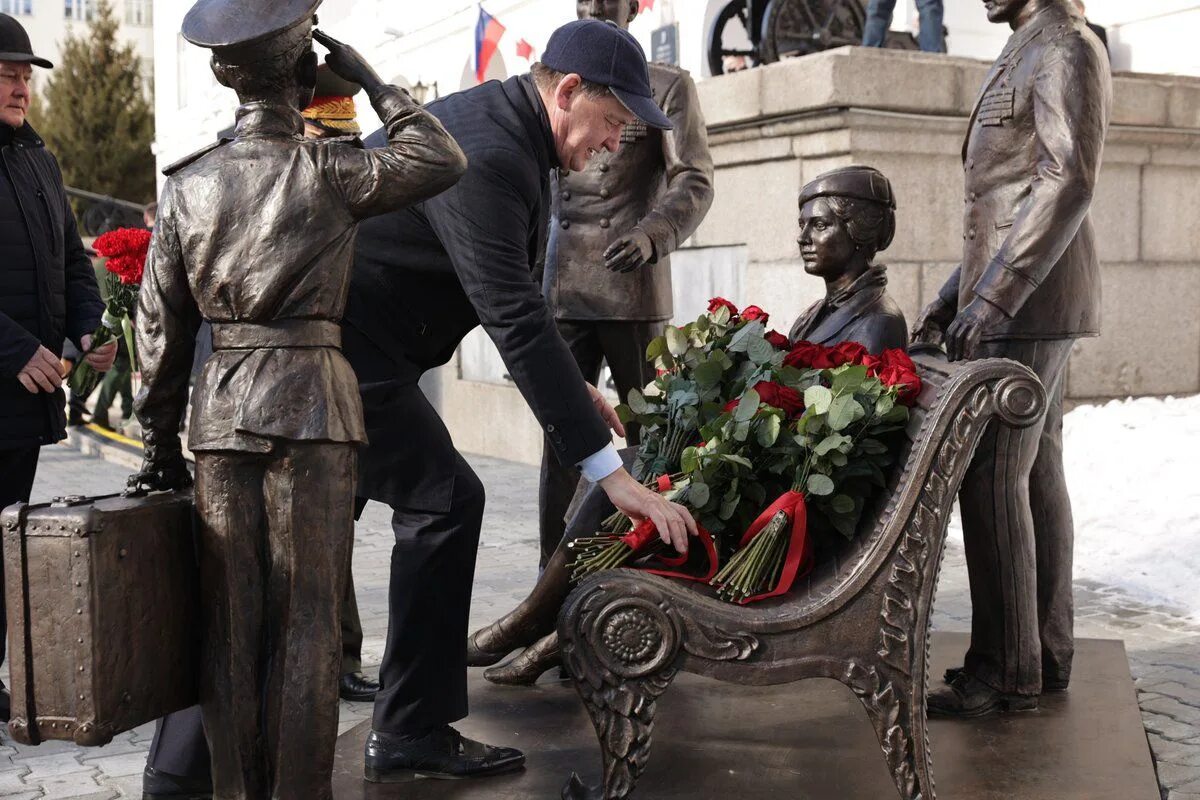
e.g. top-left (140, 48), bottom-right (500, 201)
top-left (735, 490), bottom-right (813, 604)
top-left (617, 475), bottom-right (719, 582)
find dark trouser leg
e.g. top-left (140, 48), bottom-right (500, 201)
top-left (93, 351), bottom-right (131, 427)
top-left (0, 446), bottom-right (40, 670)
top-left (596, 320), bottom-right (660, 449)
top-left (373, 453), bottom-right (485, 734)
top-left (342, 569), bottom-right (364, 675)
top-left (862, 0), bottom-right (897, 46)
top-left (960, 339), bottom-right (1073, 696)
top-left (538, 320), bottom-right (602, 566)
top-left (147, 706), bottom-right (210, 778)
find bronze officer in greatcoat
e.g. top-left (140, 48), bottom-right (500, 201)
top-left (539, 0), bottom-right (714, 564)
top-left (130, 2), bottom-right (466, 797)
top-left (914, 0), bottom-right (1111, 717)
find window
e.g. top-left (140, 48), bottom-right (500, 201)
top-left (64, 0), bottom-right (92, 21)
top-left (125, 0), bottom-right (150, 26)
top-left (0, 0), bottom-right (33, 16)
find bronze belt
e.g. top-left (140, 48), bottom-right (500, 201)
top-left (210, 320), bottom-right (341, 350)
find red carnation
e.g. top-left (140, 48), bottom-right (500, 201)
top-left (828, 341), bottom-right (868, 367)
top-left (742, 305), bottom-right (769, 324)
top-left (94, 227), bottom-right (152, 286)
top-left (751, 381), bottom-right (804, 418)
top-left (707, 297), bottom-right (739, 319)
top-left (764, 330), bottom-right (789, 350)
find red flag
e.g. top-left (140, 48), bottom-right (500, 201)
top-left (474, 6), bottom-right (506, 83)
top-left (516, 38), bottom-right (534, 61)
top-left (638, 0), bottom-right (654, 12)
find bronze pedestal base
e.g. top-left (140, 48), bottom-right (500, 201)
top-left (332, 633), bottom-right (1158, 800)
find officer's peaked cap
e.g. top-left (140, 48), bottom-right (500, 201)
top-left (182, 0), bottom-right (321, 49)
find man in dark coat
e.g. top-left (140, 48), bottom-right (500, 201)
top-left (914, 0), bottom-right (1111, 716)
top-left (342, 18), bottom-right (698, 781)
top-left (537, 0), bottom-right (714, 567)
top-left (0, 12), bottom-right (115, 722)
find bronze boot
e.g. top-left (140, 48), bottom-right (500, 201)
top-left (484, 633), bottom-right (561, 686)
top-left (466, 548), bottom-right (572, 667)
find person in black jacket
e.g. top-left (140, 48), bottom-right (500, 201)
top-left (0, 13), bottom-right (115, 722)
top-left (341, 19), bottom-right (698, 781)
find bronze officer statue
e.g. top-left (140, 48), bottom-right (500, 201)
top-left (914, 0), bottom-right (1111, 716)
top-left (537, 0), bottom-right (714, 566)
top-left (470, 166), bottom-right (907, 687)
top-left (130, 2), bottom-right (466, 797)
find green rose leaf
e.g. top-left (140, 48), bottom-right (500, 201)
top-left (747, 335), bottom-right (775, 365)
top-left (616, 405), bottom-right (636, 425)
top-left (693, 358), bottom-right (724, 388)
top-left (875, 393), bottom-right (895, 417)
top-left (688, 482), bottom-right (711, 508)
top-left (807, 473), bottom-right (835, 496)
top-left (721, 454), bottom-right (755, 469)
top-left (680, 446), bottom-right (699, 474)
top-left (735, 388), bottom-right (760, 423)
top-left (645, 336), bottom-right (667, 361)
top-left (832, 364), bottom-right (869, 395)
top-left (814, 433), bottom-right (851, 456)
top-left (827, 395), bottom-right (859, 431)
top-left (733, 420), bottom-right (751, 442)
top-left (804, 385), bottom-right (833, 415)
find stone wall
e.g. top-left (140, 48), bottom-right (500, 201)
top-left (440, 47), bottom-right (1200, 464)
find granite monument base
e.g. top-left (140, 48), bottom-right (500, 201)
top-left (333, 632), bottom-right (1159, 799)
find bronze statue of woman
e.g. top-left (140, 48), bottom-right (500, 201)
top-left (470, 165), bottom-right (910, 684)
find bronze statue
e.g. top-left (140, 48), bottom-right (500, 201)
top-left (472, 166), bottom-right (909, 686)
top-left (538, 0), bottom-right (714, 567)
top-left (130, 1), bottom-right (466, 796)
top-left (914, 0), bottom-right (1111, 716)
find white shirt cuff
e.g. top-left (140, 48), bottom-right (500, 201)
top-left (578, 443), bottom-right (622, 483)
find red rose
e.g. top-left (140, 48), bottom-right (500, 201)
top-left (862, 353), bottom-right (883, 376)
top-left (784, 341), bottom-right (833, 369)
top-left (881, 348), bottom-right (917, 372)
top-left (742, 305), bottom-right (769, 324)
top-left (707, 297), bottom-right (739, 319)
top-left (879, 365), bottom-right (922, 404)
top-left (752, 381), bottom-right (804, 418)
top-left (828, 341), bottom-right (868, 367)
top-left (764, 330), bottom-right (789, 350)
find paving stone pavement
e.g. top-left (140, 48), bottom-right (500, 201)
top-left (2, 441), bottom-right (1198, 798)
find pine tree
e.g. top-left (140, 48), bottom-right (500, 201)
top-left (37, 0), bottom-right (155, 206)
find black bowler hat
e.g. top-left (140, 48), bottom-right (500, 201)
top-left (541, 19), bottom-right (672, 130)
top-left (0, 13), bottom-right (53, 68)
top-left (182, 0), bottom-right (320, 49)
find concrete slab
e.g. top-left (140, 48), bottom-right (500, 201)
top-left (332, 633), bottom-right (1158, 800)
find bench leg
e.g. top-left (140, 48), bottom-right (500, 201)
top-left (844, 659), bottom-right (937, 800)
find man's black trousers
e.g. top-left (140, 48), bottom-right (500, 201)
top-left (0, 445), bottom-right (40, 669)
top-left (538, 318), bottom-right (659, 564)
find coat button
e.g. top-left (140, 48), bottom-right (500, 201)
top-left (547, 424), bottom-right (555, 432)
top-left (599, 188), bottom-right (610, 199)
top-left (561, 191), bottom-right (571, 201)
top-left (599, 164), bottom-right (609, 173)
top-left (600, 218), bottom-right (610, 229)
top-left (968, 227), bottom-right (976, 239)
top-left (969, 192), bottom-right (977, 201)
top-left (561, 220), bottom-right (570, 230)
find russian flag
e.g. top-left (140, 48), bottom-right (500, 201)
top-left (475, 5), bottom-right (506, 84)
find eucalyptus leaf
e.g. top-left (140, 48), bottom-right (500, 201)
top-left (616, 405), bottom-right (636, 425)
top-left (627, 389), bottom-right (650, 415)
top-left (831, 494), bottom-right (856, 514)
top-left (807, 473), bottom-right (835, 496)
top-left (735, 389), bottom-right (760, 423)
top-left (693, 358), bottom-right (724, 388)
top-left (804, 385), bottom-right (833, 414)
top-left (748, 336), bottom-right (775, 365)
top-left (688, 482), bottom-right (711, 508)
top-left (733, 420), bottom-right (751, 442)
top-left (665, 326), bottom-right (689, 357)
top-left (830, 451), bottom-right (848, 467)
top-left (645, 336), bottom-right (667, 361)
top-left (756, 413), bottom-right (781, 447)
top-left (680, 447), bottom-right (699, 474)
top-left (721, 454), bottom-right (755, 469)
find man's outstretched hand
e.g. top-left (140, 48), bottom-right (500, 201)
top-left (599, 468), bottom-right (696, 555)
top-left (313, 30), bottom-right (383, 92)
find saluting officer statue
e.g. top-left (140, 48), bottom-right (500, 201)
top-left (914, 0), bottom-right (1111, 717)
top-left (537, 0), bottom-right (714, 566)
top-left (130, 1), bottom-right (465, 797)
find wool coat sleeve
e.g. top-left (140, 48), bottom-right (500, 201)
top-left (60, 182), bottom-right (104, 347)
top-left (0, 310), bottom-right (41, 378)
top-left (423, 147), bottom-right (611, 466)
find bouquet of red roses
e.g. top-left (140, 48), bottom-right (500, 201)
top-left (569, 296), bottom-right (923, 605)
top-left (69, 227), bottom-right (150, 396)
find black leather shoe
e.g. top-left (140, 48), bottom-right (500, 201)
top-left (339, 671), bottom-right (380, 702)
top-left (944, 665), bottom-right (1068, 693)
top-left (364, 726), bottom-right (525, 782)
top-left (928, 671), bottom-right (1038, 718)
top-left (141, 766), bottom-right (213, 799)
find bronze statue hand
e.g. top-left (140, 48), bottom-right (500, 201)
top-left (944, 296), bottom-right (1007, 362)
top-left (127, 455), bottom-right (193, 494)
top-left (313, 29), bottom-right (383, 92)
top-left (910, 295), bottom-right (957, 347)
top-left (603, 230), bottom-right (655, 273)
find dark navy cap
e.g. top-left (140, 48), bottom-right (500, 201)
top-left (182, 0), bottom-right (320, 49)
top-left (0, 13), bottom-right (53, 68)
top-left (541, 19), bottom-right (672, 130)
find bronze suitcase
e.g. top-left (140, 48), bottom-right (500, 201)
top-left (2, 490), bottom-right (200, 746)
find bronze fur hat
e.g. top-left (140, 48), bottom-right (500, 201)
top-left (799, 165), bottom-right (897, 210)
top-left (182, 0), bottom-right (321, 49)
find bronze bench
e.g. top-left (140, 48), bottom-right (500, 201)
top-left (558, 352), bottom-right (1046, 800)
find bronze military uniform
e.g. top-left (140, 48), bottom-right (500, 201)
top-left (539, 60), bottom-right (714, 561)
top-left (928, 0), bottom-right (1111, 704)
top-left (134, 4), bottom-right (465, 796)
